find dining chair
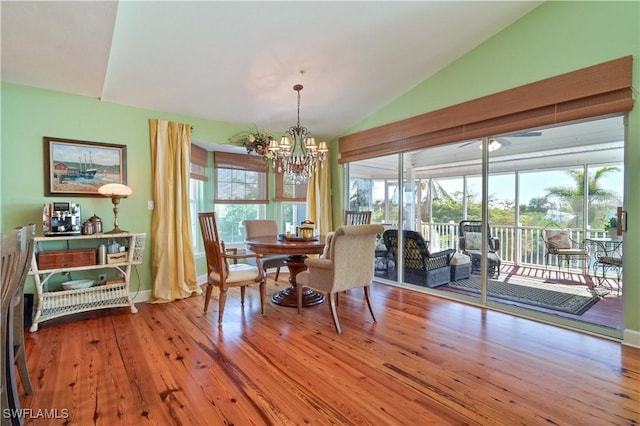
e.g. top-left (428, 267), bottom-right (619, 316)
top-left (2, 226), bottom-right (26, 425)
top-left (343, 210), bottom-right (372, 226)
top-left (198, 212), bottom-right (266, 323)
top-left (12, 225), bottom-right (36, 400)
top-left (296, 224), bottom-right (384, 334)
top-left (243, 220), bottom-right (287, 282)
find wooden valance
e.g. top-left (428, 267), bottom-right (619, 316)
top-left (339, 56), bottom-right (633, 163)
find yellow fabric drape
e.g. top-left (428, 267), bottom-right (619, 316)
top-left (307, 159), bottom-right (332, 236)
top-left (149, 119), bottom-right (200, 303)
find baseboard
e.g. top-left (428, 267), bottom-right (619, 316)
top-left (131, 290), bottom-right (152, 303)
top-left (622, 329), bottom-right (640, 348)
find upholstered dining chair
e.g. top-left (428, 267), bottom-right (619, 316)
top-left (296, 224), bottom-right (383, 334)
top-left (198, 212), bottom-right (266, 324)
top-left (343, 210), bottom-right (372, 226)
top-left (243, 220), bottom-right (287, 282)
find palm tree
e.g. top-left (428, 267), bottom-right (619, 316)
top-left (545, 166), bottom-right (621, 227)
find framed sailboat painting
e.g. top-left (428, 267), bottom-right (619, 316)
top-left (44, 137), bottom-right (127, 196)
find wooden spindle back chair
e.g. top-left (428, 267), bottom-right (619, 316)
top-left (198, 212), bottom-right (266, 323)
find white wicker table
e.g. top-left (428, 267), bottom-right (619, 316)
top-left (29, 232), bottom-right (145, 332)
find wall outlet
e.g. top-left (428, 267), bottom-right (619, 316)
top-left (98, 274), bottom-right (107, 283)
top-left (147, 200), bottom-right (154, 210)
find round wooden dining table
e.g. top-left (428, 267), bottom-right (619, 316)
top-left (244, 235), bottom-right (326, 310)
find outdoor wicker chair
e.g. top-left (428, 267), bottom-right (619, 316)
top-left (383, 229), bottom-right (454, 288)
top-left (458, 220), bottom-right (502, 278)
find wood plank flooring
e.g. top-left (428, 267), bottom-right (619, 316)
top-left (17, 276), bottom-right (639, 425)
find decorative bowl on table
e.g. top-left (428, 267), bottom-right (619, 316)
top-left (61, 279), bottom-right (95, 291)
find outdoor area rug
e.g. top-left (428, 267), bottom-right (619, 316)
top-left (447, 277), bottom-right (609, 315)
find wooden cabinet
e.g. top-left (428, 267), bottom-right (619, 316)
top-left (29, 232), bottom-right (145, 332)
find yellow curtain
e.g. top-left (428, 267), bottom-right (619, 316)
top-left (307, 159), bottom-right (332, 236)
top-left (148, 119), bottom-right (200, 303)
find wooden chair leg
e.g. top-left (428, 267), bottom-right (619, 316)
top-left (13, 295), bottom-right (32, 394)
top-left (259, 280), bottom-right (266, 315)
top-left (274, 267), bottom-right (280, 282)
top-left (240, 286), bottom-right (246, 306)
top-left (5, 303), bottom-right (23, 425)
top-left (364, 286), bottom-right (377, 323)
top-left (218, 288), bottom-right (228, 324)
top-left (2, 310), bottom-right (14, 424)
top-left (327, 293), bottom-right (342, 334)
top-left (297, 281), bottom-right (302, 315)
top-left (203, 283), bottom-right (213, 313)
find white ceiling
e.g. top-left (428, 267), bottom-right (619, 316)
top-left (1, 1), bottom-right (543, 147)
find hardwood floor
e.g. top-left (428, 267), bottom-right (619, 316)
top-left (17, 275), bottom-right (639, 425)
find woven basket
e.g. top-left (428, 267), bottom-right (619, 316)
top-left (39, 282), bottom-right (130, 321)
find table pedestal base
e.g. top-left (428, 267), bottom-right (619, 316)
top-left (271, 255), bottom-right (325, 309)
top-left (271, 286), bottom-right (326, 307)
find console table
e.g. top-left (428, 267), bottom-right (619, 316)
top-left (29, 232), bottom-right (145, 331)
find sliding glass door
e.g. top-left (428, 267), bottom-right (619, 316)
top-left (346, 115), bottom-right (625, 337)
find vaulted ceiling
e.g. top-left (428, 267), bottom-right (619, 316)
top-left (2, 1), bottom-right (542, 147)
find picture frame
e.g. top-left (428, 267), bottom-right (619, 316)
top-left (44, 137), bottom-right (127, 197)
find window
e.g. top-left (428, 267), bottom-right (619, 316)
top-left (190, 144), bottom-right (208, 253)
top-left (276, 173), bottom-right (307, 202)
top-left (189, 179), bottom-right (203, 253)
top-left (214, 152), bottom-right (268, 244)
top-left (276, 172), bottom-right (307, 233)
top-left (214, 152), bottom-right (268, 203)
top-left (280, 202), bottom-right (307, 234)
top-left (214, 204), bottom-right (266, 244)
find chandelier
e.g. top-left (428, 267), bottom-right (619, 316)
top-left (268, 84), bottom-right (328, 182)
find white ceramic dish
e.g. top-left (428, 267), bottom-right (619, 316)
top-left (61, 279), bottom-right (95, 291)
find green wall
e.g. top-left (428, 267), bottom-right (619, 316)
top-left (0, 83), bottom-right (256, 292)
top-left (336, 1), bottom-right (640, 337)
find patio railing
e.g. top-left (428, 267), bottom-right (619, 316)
top-left (419, 222), bottom-right (612, 272)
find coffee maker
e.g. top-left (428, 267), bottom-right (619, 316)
top-left (43, 202), bottom-right (82, 236)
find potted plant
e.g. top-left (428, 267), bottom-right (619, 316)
top-left (604, 216), bottom-right (618, 238)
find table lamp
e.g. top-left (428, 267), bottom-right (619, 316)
top-left (98, 183), bottom-right (133, 234)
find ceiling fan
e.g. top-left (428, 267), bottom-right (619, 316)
top-left (458, 131), bottom-right (542, 150)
